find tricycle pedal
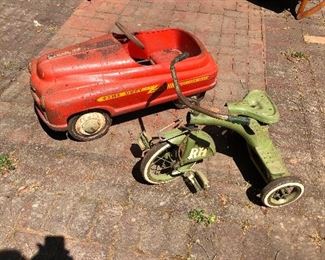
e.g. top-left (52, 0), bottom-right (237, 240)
top-left (183, 171), bottom-right (209, 193)
top-left (194, 170), bottom-right (210, 189)
top-left (138, 131), bottom-right (152, 152)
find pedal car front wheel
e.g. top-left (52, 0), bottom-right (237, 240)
top-left (68, 111), bottom-right (112, 141)
top-left (261, 176), bottom-right (304, 208)
top-left (140, 142), bottom-right (181, 184)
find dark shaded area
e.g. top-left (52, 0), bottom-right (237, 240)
top-left (35, 106), bottom-right (68, 141)
top-left (247, 0), bottom-right (298, 16)
top-left (203, 126), bottom-right (265, 205)
top-left (131, 159), bottom-right (149, 184)
top-left (146, 83), bottom-right (168, 106)
top-left (31, 236), bottom-right (73, 260)
top-left (113, 101), bottom-right (175, 126)
top-left (35, 92), bottom-right (180, 141)
top-left (0, 236), bottom-right (73, 260)
top-left (130, 143), bottom-right (143, 158)
top-left (0, 249), bottom-right (25, 260)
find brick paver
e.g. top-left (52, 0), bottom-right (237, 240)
top-left (0, 0), bottom-right (324, 259)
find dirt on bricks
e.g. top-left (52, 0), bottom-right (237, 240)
top-left (0, 0), bottom-right (81, 94)
top-left (0, 0), bottom-right (324, 259)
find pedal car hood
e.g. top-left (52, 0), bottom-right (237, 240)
top-left (31, 34), bottom-right (137, 87)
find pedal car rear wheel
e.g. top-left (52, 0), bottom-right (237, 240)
top-left (140, 142), bottom-right (181, 184)
top-left (261, 176), bottom-right (304, 208)
top-left (174, 93), bottom-right (205, 109)
top-left (68, 111), bottom-right (112, 141)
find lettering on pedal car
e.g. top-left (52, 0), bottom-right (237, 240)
top-left (96, 75), bottom-right (210, 102)
top-left (187, 147), bottom-right (208, 160)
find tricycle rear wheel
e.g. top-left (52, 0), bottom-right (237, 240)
top-left (261, 176), bottom-right (304, 208)
top-left (68, 111), bottom-right (111, 141)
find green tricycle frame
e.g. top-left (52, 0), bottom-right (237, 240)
top-left (138, 52), bottom-right (304, 208)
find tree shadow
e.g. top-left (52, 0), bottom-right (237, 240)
top-left (0, 236), bottom-right (73, 260)
top-left (0, 249), bottom-right (25, 260)
top-left (247, 0), bottom-right (298, 16)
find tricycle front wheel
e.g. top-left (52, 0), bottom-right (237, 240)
top-left (261, 176), bottom-right (304, 208)
top-left (68, 111), bottom-right (112, 141)
top-left (140, 142), bottom-right (181, 184)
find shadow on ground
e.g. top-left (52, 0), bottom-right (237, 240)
top-left (36, 100), bottom-right (176, 141)
top-left (203, 126), bottom-right (266, 206)
top-left (0, 236), bottom-right (73, 260)
top-left (248, 0), bottom-right (298, 17)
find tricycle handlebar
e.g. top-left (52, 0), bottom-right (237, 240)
top-left (170, 52), bottom-right (190, 67)
top-left (170, 53), bottom-right (250, 126)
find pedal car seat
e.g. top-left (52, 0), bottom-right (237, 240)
top-left (150, 49), bottom-right (182, 64)
top-left (227, 90), bottom-right (279, 124)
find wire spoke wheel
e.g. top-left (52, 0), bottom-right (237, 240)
top-left (261, 176), bottom-right (304, 208)
top-left (140, 142), bottom-right (181, 184)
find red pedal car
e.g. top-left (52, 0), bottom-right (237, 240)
top-left (30, 23), bottom-right (218, 141)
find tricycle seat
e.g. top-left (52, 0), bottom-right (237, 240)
top-left (227, 90), bottom-right (279, 124)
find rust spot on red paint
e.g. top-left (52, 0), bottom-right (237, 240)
top-left (49, 39), bottom-right (119, 60)
top-left (79, 39), bottom-right (118, 52)
top-left (74, 53), bottom-right (88, 60)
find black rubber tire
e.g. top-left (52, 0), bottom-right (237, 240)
top-left (140, 142), bottom-right (180, 184)
top-left (68, 111), bottom-right (112, 142)
top-left (261, 176), bottom-right (304, 208)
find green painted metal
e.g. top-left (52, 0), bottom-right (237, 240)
top-left (180, 130), bottom-right (216, 165)
top-left (161, 128), bottom-right (187, 143)
top-left (189, 113), bottom-right (289, 181)
top-left (140, 90), bottom-right (289, 183)
top-left (138, 131), bottom-right (152, 150)
top-left (227, 90), bottom-right (280, 124)
top-left (162, 128), bottom-right (216, 166)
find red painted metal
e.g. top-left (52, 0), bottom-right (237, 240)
top-left (30, 28), bottom-right (218, 132)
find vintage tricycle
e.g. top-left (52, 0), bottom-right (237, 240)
top-left (138, 52), bottom-right (304, 208)
top-left (29, 23), bottom-right (217, 141)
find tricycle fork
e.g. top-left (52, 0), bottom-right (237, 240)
top-left (137, 122), bottom-right (215, 191)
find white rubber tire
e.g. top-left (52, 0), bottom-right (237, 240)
top-left (140, 143), bottom-right (180, 184)
top-left (261, 177), bottom-right (304, 208)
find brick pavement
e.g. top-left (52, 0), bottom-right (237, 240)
top-left (0, 0), bottom-right (81, 93)
top-left (0, 0), bottom-right (324, 259)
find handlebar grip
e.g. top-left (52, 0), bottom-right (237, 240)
top-left (228, 116), bottom-right (250, 125)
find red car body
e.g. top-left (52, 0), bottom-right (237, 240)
top-left (30, 27), bottom-right (218, 139)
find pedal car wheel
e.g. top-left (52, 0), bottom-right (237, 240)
top-left (261, 176), bottom-right (304, 208)
top-left (174, 93), bottom-right (205, 109)
top-left (68, 111), bottom-right (112, 141)
top-left (140, 142), bottom-right (180, 184)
